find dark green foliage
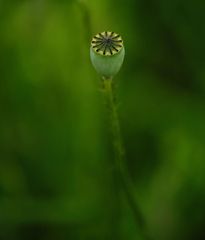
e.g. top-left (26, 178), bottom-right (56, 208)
top-left (0, 0), bottom-right (205, 239)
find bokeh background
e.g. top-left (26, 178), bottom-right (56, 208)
top-left (0, 0), bottom-right (205, 239)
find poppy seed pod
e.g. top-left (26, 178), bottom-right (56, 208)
top-left (90, 31), bottom-right (125, 79)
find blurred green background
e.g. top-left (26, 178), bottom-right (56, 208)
top-left (0, 0), bottom-right (205, 239)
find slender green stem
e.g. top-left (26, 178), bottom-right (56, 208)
top-left (102, 77), bottom-right (151, 239)
top-left (76, 0), bottom-right (92, 43)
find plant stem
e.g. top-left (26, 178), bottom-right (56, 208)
top-left (102, 77), bottom-right (150, 239)
top-left (76, 0), bottom-right (92, 43)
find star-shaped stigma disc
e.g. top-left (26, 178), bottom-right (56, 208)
top-left (91, 31), bottom-right (123, 56)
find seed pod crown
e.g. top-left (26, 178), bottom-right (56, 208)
top-left (91, 31), bottom-right (123, 56)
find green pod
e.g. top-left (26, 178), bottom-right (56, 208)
top-left (90, 31), bottom-right (125, 79)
